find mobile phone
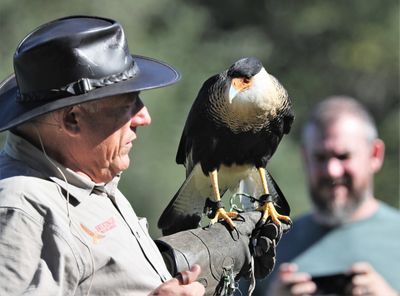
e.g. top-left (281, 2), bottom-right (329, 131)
top-left (311, 272), bottom-right (354, 295)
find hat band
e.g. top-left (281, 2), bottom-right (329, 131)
top-left (16, 62), bottom-right (139, 102)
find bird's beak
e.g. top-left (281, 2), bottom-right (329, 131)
top-left (229, 77), bottom-right (252, 103)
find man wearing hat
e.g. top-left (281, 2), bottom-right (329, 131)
top-left (0, 16), bottom-right (285, 295)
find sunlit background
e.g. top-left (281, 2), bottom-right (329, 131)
top-left (0, 0), bottom-right (398, 237)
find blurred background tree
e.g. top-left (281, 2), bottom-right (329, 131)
top-left (0, 0), bottom-right (398, 237)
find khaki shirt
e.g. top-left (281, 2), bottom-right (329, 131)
top-left (0, 132), bottom-right (171, 295)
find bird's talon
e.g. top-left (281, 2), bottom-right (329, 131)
top-left (209, 208), bottom-right (237, 230)
top-left (231, 227), bottom-right (240, 241)
top-left (272, 218), bottom-right (282, 226)
top-left (234, 213), bottom-right (245, 222)
top-left (258, 201), bottom-right (291, 228)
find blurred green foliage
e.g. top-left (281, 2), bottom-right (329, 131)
top-left (0, 0), bottom-right (398, 237)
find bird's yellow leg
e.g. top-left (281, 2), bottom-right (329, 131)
top-left (257, 167), bottom-right (291, 225)
top-left (209, 170), bottom-right (237, 230)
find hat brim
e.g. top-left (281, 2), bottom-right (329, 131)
top-left (0, 55), bottom-right (180, 132)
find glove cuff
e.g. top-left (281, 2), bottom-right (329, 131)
top-left (155, 223), bottom-right (250, 295)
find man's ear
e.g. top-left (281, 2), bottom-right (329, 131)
top-left (371, 138), bottom-right (385, 173)
top-left (62, 106), bottom-right (80, 135)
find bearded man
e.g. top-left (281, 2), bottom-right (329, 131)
top-left (249, 96), bottom-right (400, 296)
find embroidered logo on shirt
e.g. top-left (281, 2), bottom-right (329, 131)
top-left (80, 217), bottom-right (117, 244)
top-left (95, 217), bottom-right (117, 234)
top-left (80, 223), bottom-right (106, 244)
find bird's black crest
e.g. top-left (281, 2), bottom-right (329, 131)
top-left (227, 57), bottom-right (263, 78)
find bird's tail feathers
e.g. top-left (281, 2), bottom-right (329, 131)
top-left (232, 169), bottom-right (290, 215)
top-left (157, 167), bottom-right (208, 235)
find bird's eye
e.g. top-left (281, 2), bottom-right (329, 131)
top-left (243, 77), bottom-right (251, 84)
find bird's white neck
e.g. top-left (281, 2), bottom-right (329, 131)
top-left (221, 68), bottom-right (284, 133)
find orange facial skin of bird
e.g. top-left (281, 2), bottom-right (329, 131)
top-left (232, 77), bottom-right (252, 93)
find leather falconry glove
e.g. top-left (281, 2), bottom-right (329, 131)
top-left (155, 211), bottom-right (291, 296)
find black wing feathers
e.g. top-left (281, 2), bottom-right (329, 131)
top-left (176, 74), bottom-right (221, 167)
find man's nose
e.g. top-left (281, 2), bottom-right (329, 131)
top-left (325, 158), bottom-right (344, 178)
top-left (131, 106), bottom-right (151, 127)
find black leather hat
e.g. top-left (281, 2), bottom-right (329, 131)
top-left (0, 15), bottom-right (181, 132)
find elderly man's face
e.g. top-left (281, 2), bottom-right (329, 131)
top-left (302, 116), bottom-right (377, 225)
top-left (75, 93), bottom-right (151, 182)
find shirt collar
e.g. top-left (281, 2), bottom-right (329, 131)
top-left (4, 132), bottom-right (121, 202)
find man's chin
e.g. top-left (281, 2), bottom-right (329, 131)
top-left (314, 198), bottom-right (361, 226)
top-left (321, 184), bottom-right (348, 198)
top-left (111, 158), bottom-right (130, 175)
top-left (314, 206), bottom-right (351, 226)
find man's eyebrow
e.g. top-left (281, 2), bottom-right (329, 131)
top-left (336, 152), bottom-right (350, 160)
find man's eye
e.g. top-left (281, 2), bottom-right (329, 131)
top-left (337, 153), bottom-right (350, 161)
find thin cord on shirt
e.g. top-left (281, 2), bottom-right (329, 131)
top-left (33, 125), bottom-right (95, 296)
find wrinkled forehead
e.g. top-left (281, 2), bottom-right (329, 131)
top-left (305, 116), bottom-right (370, 152)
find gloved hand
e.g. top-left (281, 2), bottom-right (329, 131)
top-left (251, 220), bottom-right (290, 279)
top-left (155, 211), bottom-right (291, 296)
